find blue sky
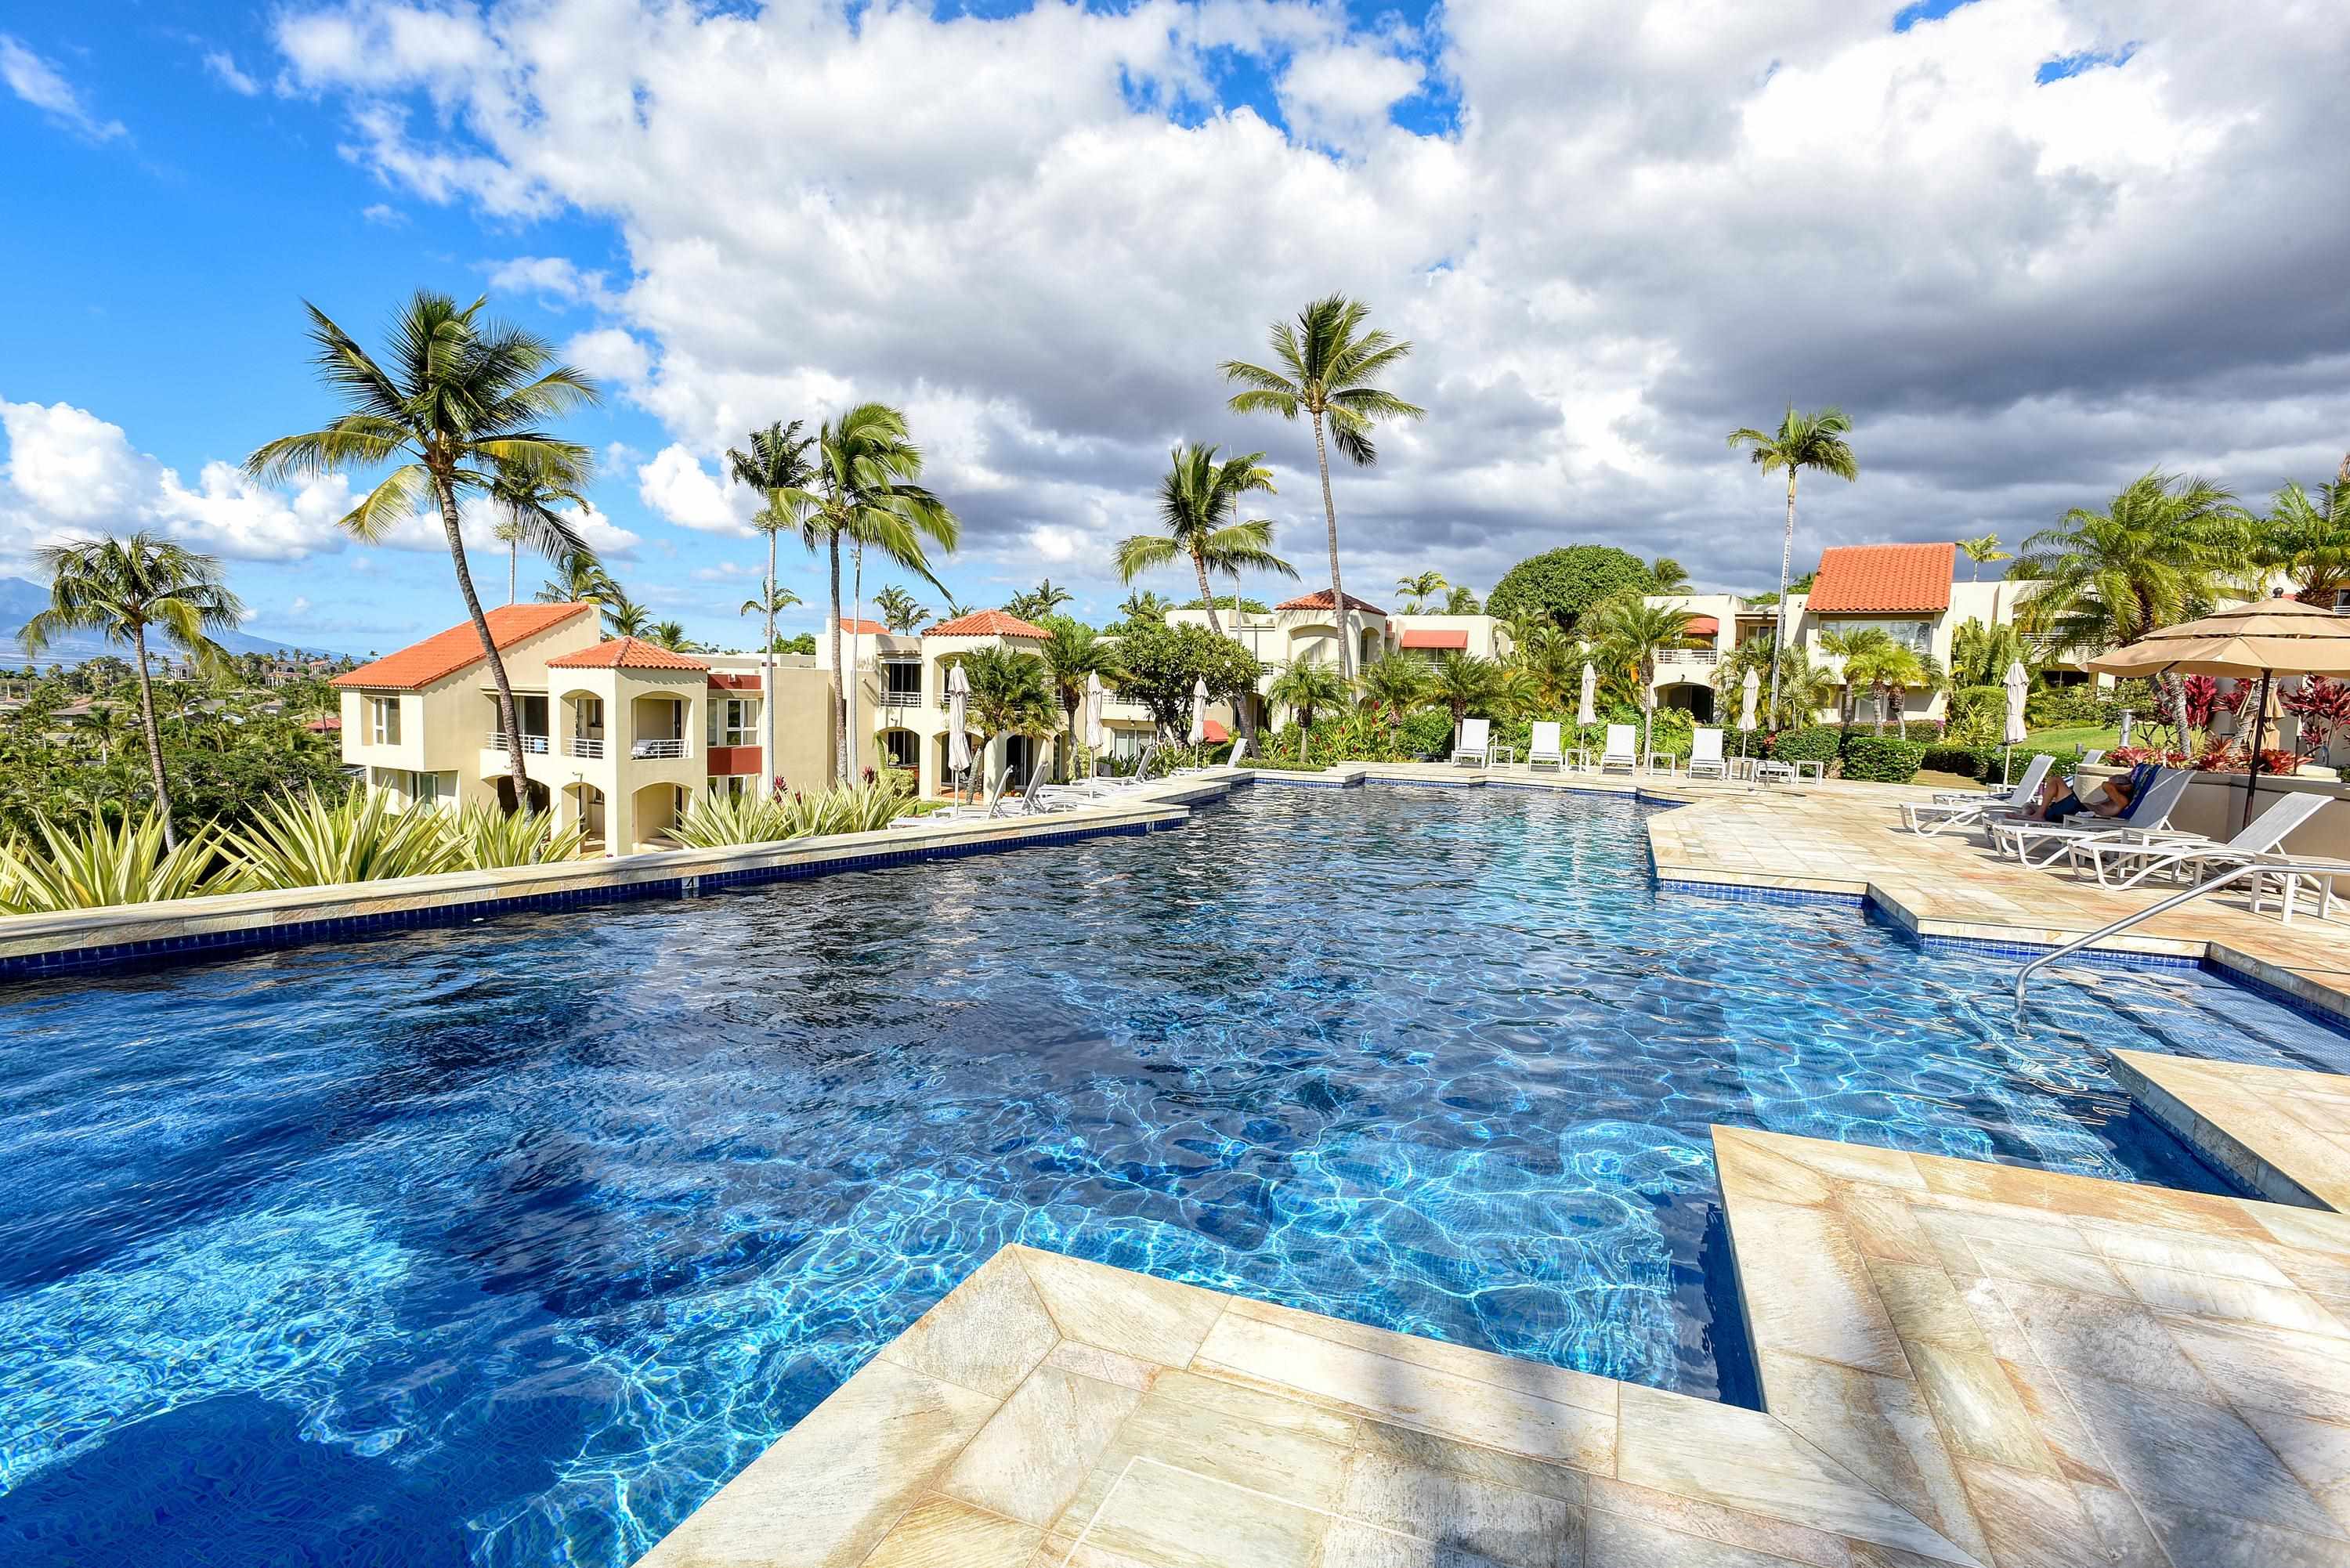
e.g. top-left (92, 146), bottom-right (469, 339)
top-left (5, 0), bottom-right (2346, 659)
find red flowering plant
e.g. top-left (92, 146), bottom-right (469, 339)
top-left (2281, 675), bottom-right (2350, 761)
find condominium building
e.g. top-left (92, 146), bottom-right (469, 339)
top-left (816, 608), bottom-right (1071, 793)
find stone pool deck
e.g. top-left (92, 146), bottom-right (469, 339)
top-left (636, 1127), bottom-right (2350, 1568)
top-left (2110, 1051), bottom-right (2350, 1212)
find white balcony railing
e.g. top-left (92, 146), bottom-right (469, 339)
top-left (486, 732), bottom-right (551, 753)
top-left (879, 689), bottom-right (921, 710)
top-left (631, 737), bottom-right (688, 760)
top-left (1656, 649), bottom-right (1720, 668)
top-left (567, 735), bottom-right (606, 759)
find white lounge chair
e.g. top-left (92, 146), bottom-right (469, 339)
top-left (1452, 717), bottom-right (1492, 768)
top-left (1904, 755), bottom-right (2053, 836)
top-left (1056, 741), bottom-right (1160, 798)
top-left (1685, 728), bottom-right (1727, 780)
top-left (1597, 724), bottom-right (1639, 775)
top-left (998, 767), bottom-right (1085, 817)
top-left (2066, 790), bottom-right (2329, 890)
top-left (1990, 768), bottom-right (2196, 867)
top-left (895, 762), bottom-right (1017, 826)
top-left (1527, 721), bottom-right (1565, 774)
top-left (1170, 737), bottom-right (1246, 777)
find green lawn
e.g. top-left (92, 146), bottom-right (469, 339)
top-left (2022, 724), bottom-right (2122, 754)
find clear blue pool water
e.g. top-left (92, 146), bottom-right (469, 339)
top-left (2, 783), bottom-right (2346, 1568)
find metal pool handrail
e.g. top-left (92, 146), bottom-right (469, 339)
top-left (2012, 858), bottom-right (2334, 1010)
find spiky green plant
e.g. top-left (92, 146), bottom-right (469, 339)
top-left (226, 788), bottom-right (460, 890)
top-left (0, 812), bottom-right (237, 914)
top-left (448, 800), bottom-right (588, 869)
top-left (669, 789), bottom-right (795, 849)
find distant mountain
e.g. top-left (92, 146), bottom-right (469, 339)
top-left (0, 577), bottom-right (350, 664)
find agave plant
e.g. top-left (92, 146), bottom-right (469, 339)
top-left (448, 800), bottom-right (588, 869)
top-left (0, 812), bottom-right (237, 914)
top-left (669, 789), bottom-right (794, 850)
top-left (226, 788), bottom-right (460, 890)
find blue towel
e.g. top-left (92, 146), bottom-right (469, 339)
top-left (2116, 763), bottom-right (2161, 820)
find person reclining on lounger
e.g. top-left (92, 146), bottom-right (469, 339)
top-left (2032, 761), bottom-right (2157, 824)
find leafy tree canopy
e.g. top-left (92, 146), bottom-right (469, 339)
top-left (1486, 546), bottom-right (1651, 632)
top-left (1109, 621), bottom-right (1262, 738)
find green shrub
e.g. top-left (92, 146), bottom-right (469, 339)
top-left (1918, 743), bottom-right (1996, 779)
top-left (1842, 736), bottom-right (1927, 783)
top-left (1399, 708), bottom-right (1457, 759)
top-left (1770, 727), bottom-right (1841, 766)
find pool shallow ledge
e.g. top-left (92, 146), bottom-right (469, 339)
top-left (633, 1125), bottom-right (2350, 1568)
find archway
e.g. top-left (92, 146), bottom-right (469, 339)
top-left (494, 775), bottom-right (551, 815)
top-left (1657, 682), bottom-right (1716, 724)
top-left (880, 727), bottom-right (919, 772)
top-left (631, 782), bottom-right (689, 847)
top-left (562, 782), bottom-right (606, 851)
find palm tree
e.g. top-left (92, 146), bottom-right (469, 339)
top-left (2250, 480), bottom-right (2350, 604)
top-left (605, 599), bottom-right (653, 638)
top-left (536, 554), bottom-right (622, 608)
top-left (1426, 652), bottom-right (1508, 750)
top-left (1267, 657), bottom-right (1349, 735)
top-left (488, 464), bottom-right (595, 605)
top-left (873, 584), bottom-right (928, 632)
top-left (1357, 652), bottom-right (1428, 722)
top-left (771, 403), bottom-right (959, 784)
top-left (1038, 620), bottom-right (1119, 781)
top-left (959, 645), bottom-right (1057, 785)
top-left (2011, 471), bottom-right (2247, 652)
top-left (1649, 557), bottom-right (1693, 594)
top-left (648, 620), bottom-right (696, 653)
top-left (246, 291), bottom-right (601, 804)
top-left (1503, 620), bottom-right (1583, 711)
top-left (1007, 578), bottom-right (1076, 623)
top-left (1814, 625), bottom-right (1893, 725)
top-left (1836, 631), bottom-right (1904, 732)
top-left (1588, 596), bottom-right (1694, 760)
top-left (1948, 616), bottom-right (2037, 689)
top-left (1726, 406), bottom-right (1859, 723)
top-left (1958, 533), bottom-right (2010, 582)
top-left (1115, 445), bottom-right (1299, 637)
top-left (1443, 584), bottom-right (1483, 615)
top-left (1116, 589), bottom-right (1173, 627)
top-left (727, 419), bottom-right (819, 782)
top-left (1223, 295), bottom-right (1426, 681)
top-left (1395, 570), bottom-right (1448, 612)
top-left (20, 533), bottom-right (244, 848)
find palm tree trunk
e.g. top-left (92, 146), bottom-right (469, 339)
top-left (848, 537), bottom-right (864, 784)
top-left (438, 477), bottom-right (531, 808)
top-left (827, 530), bottom-right (848, 786)
top-left (1310, 410), bottom-right (1353, 681)
top-left (1769, 470), bottom-right (1797, 724)
top-left (508, 540), bottom-right (518, 605)
top-left (763, 528), bottom-right (778, 796)
top-left (128, 623), bottom-right (176, 850)
top-left (1195, 552), bottom-right (1223, 637)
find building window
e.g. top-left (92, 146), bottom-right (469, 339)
top-left (409, 770), bottom-right (453, 810)
top-left (368, 695), bottom-right (400, 745)
top-left (708, 774), bottom-right (754, 800)
top-left (881, 729), bottom-right (919, 769)
top-left (707, 695), bottom-right (761, 748)
top-left (881, 659), bottom-right (922, 705)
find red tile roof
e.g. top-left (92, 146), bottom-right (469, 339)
top-left (1804, 543), bottom-right (1956, 615)
top-left (546, 636), bottom-right (710, 671)
top-left (1398, 629), bottom-right (1469, 650)
top-left (1276, 588), bottom-right (1387, 616)
top-left (923, 609), bottom-right (1050, 638)
top-left (332, 602), bottom-right (595, 689)
top-left (836, 617), bottom-right (891, 635)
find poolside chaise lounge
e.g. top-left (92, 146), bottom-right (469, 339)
top-left (1526, 721), bottom-right (1566, 773)
top-left (1452, 717), bottom-right (1492, 768)
top-left (1596, 724), bottom-right (1639, 775)
top-left (1685, 727), bottom-right (1727, 780)
top-left (997, 768), bottom-right (1086, 818)
top-left (1050, 742), bottom-right (1160, 800)
top-left (1169, 737), bottom-right (1246, 777)
top-left (1989, 768), bottom-right (2196, 867)
top-left (1902, 753), bottom-right (2053, 836)
top-left (2063, 789), bottom-right (2329, 891)
top-left (895, 763), bottom-right (1018, 826)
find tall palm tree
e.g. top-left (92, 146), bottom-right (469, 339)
top-left (1426, 652), bottom-right (1509, 750)
top-left (1007, 578), bottom-right (1076, 623)
top-left (1038, 620), bottom-right (1119, 781)
top-left (2011, 471), bottom-right (2247, 652)
top-left (873, 584), bottom-right (928, 632)
top-left (1442, 584), bottom-right (1482, 615)
top-left (20, 533), bottom-right (244, 849)
top-left (1648, 557), bottom-right (1693, 594)
top-left (727, 419), bottom-right (818, 786)
top-left (648, 620), bottom-right (698, 653)
top-left (1394, 570), bottom-right (1448, 612)
top-left (536, 554), bottom-right (623, 607)
top-left (1115, 445), bottom-right (1299, 637)
top-left (605, 599), bottom-right (653, 638)
top-left (245, 291), bottom-right (601, 804)
top-left (487, 464), bottom-right (595, 606)
top-left (739, 583), bottom-right (803, 623)
top-left (2250, 480), bottom-right (2350, 605)
top-left (1223, 295), bottom-right (1426, 680)
top-left (1589, 596), bottom-right (1694, 759)
top-left (1958, 533), bottom-right (2010, 582)
top-left (771, 403), bottom-right (959, 784)
top-left (1726, 406), bottom-right (1859, 722)
top-left (1267, 657), bottom-right (1349, 735)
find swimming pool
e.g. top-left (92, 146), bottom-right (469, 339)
top-left (2, 784), bottom-right (2345, 1567)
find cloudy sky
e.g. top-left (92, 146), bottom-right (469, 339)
top-left (4, 0), bottom-right (2346, 654)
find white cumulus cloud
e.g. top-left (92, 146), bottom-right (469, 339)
top-left (635, 444), bottom-right (755, 537)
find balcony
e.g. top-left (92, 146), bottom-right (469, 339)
top-left (1655, 649), bottom-right (1720, 670)
top-left (485, 732), bottom-right (551, 753)
top-left (878, 689), bottom-right (922, 710)
top-left (631, 737), bottom-right (688, 760)
top-left (566, 735), bottom-right (606, 759)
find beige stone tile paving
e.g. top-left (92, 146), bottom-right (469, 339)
top-left (2109, 1050), bottom-right (2350, 1211)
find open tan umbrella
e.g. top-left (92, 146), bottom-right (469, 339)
top-left (2088, 593), bottom-right (2350, 826)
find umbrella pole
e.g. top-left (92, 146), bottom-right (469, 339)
top-left (2244, 669), bottom-right (2272, 831)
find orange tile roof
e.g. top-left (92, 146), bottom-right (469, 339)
top-left (1276, 588), bottom-right (1388, 616)
top-left (1398, 629), bottom-right (1469, 650)
top-left (332, 602), bottom-right (595, 689)
top-left (923, 609), bottom-right (1050, 638)
top-left (1804, 543), bottom-right (1956, 615)
top-left (836, 617), bottom-right (891, 635)
top-left (546, 636), bottom-right (710, 671)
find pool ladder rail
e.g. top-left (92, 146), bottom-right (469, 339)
top-left (2012, 858), bottom-right (2338, 1011)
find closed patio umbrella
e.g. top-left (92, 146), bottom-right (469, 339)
top-left (2089, 592), bottom-right (2350, 828)
top-left (1084, 671), bottom-right (1104, 770)
top-left (1738, 667), bottom-right (1759, 765)
top-left (1189, 676), bottom-right (1209, 747)
top-left (945, 660), bottom-right (971, 801)
top-left (2002, 659), bottom-right (2029, 786)
top-left (1578, 662), bottom-right (1597, 727)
